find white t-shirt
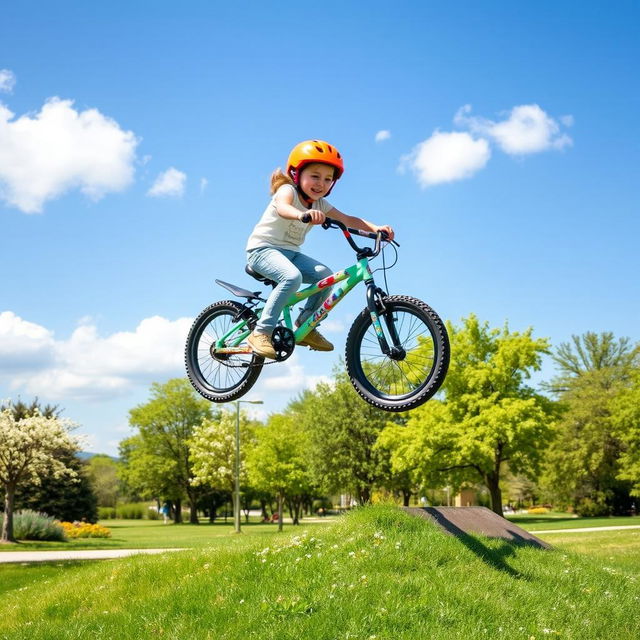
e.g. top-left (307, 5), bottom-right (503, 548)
top-left (246, 184), bottom-right (333, 252)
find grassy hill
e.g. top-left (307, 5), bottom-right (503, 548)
top-left (1, 506), bottom-right (638, 639)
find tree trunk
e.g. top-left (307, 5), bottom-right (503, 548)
top-left (402, 489), bottom-right (411, 507)
top-left (209, 498), bottom-right (217, 523)
top-left (358, 486), bottom-right (371, 505)
top-left (486, 474), bottom-right (504, 516)
top-left (189, 500), bottom-right (199, 524)
top-left (2, 486), bottom-right (16, 543)
top-left (277, 492), bottom-right (284, 533)
top-left (174, 498), bottom-right (183, 523)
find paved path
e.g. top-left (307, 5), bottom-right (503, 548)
top-left (0, 548), bottom-right (185, 564)
top-left (535, 524), bottom-right (640, 535)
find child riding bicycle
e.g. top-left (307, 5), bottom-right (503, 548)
top-left (245, 139), bottom-right (395, 359)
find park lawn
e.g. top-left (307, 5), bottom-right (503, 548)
top-left (1, 506), bottom-right (639, 640)
top-left (0, 517), bottom-right (332, 551)
top-left (538, 528), bottom-right (640, 575)
top-left (507, 513), bottom-right (640, 531)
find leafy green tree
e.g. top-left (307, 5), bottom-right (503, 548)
top-left (549, 332), bottom-right (636, 388)
top-left (0, 403), bottom-right (80, 542)
top-left (291, 373), bottom-right (402, 505)
top-left (15, 449), bottom-right (98, 523)
top-left (613, 369), bottom-right (640, 498)
top-left (126, 379), bottom-right (213, 524)
top-left (379, 314), bottom-right (556, 516)
top-left (118, 434), bottom-right (180, 509)
top-left (246, 414), bottom-right (314, 531)
top-left (86, 454), bottom-right (119, 507)
top-left (541, 332), bottom-right (638, 515)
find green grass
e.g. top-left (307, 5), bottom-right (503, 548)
top-left (1, 506), bottom-right (639, 639)
top-left (538, 529), bottom-right (640, 574)
top-left (508, 513), bottom-right (640, 531)
top-left (0, 517), bottom-right (332, 551)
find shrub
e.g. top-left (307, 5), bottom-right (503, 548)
top-left (0, 510), bottom-right (66, 541)
top-left (115, 503), bottom-right (145, 519)
top-left (60, 521), bottom-right (111, 538)
top-left (527, 506), bottom-right (549, 514)
top-left (147, 507), bottom-right (160, 520)
top-left (575, 498), bottom-right (612, 517)
top-left (98, 506), bottom-right (116, 520)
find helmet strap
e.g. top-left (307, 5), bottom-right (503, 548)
top-left (296, 185), bottom-right (314, 208)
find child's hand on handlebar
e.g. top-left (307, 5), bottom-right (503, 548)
top-left (300, 209), bottom-right (326, 224)
top-left (375, 225), bottom-right (395, 241)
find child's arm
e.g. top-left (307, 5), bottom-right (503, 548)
top-left (274, 187), bottom-right (325, 223)
top-left (327, 207), bottom-right (395, 241)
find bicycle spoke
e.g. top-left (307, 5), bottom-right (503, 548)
top-left (357, 305), bottom-right (438, 398)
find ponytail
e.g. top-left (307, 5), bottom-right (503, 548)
top-left (270, 168), bottom-right (294, 194)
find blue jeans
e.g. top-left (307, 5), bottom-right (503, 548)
top-left (246, 247), bottom-right (332, 335)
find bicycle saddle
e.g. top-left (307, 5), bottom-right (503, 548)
top-left (244, 265), bottom-right (277, 287)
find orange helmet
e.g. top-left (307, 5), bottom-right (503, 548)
top-left (287, 140), bottom-right (344, 189)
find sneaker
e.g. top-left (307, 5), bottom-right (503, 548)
top-left (298, 329), bottom-right (334, 351)
top-left (248, 332), bottom-right (277, 359)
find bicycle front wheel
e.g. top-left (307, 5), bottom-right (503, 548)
top-left (345, 295), bottom-right (449, 412)
top-left (185, 300), bottom-right (264, 402)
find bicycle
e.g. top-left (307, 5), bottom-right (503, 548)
top-left (185, 217), bottom-right (450, 412)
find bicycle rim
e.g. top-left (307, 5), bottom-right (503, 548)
top-left (186, 302), bottom-right (263, 400)
top-left (346, 296), bottom-right (449, 411)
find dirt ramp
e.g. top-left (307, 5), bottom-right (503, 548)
top-left (403, 506), bottom-right (551, 549)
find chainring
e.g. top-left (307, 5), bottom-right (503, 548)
top-left (271, 326), bottom-right (296, 362)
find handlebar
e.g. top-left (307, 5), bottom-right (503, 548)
top-left (300, 214), bottom-right (399, 259)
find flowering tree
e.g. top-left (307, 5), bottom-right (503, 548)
top-left (0, 407), bottom-right (79, 542)
top-left (189, 410), bottom-right (256, 493)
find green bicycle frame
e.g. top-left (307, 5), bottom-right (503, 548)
top-left (214, 256), bottom-right (389, 353)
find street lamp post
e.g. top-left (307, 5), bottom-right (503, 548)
top-left (233, 400), bottom-right (263, 534)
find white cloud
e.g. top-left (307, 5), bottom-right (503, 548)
top-left (0, 69), bottom-right (16, 93)
top-left (0, 311), bottom-right (56, 371)
top-left (375, 130), bottom-right (391, 142)
top-left (455, 104), bottom-right (572, 155)
top-left (0, 98), bottom-right (138, 213)
top-left (147, 167), bottom-right (186, 197)
top-left (200, 177), bottom-right (208, 193)
top-left (0, 312), bottom-right (192, 400)
top-left (400, 131), bottom-right (490, 187)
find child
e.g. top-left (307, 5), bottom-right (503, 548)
top-left (245, 140), bottom-right (395, 359)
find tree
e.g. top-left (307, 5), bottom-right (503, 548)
top-left (86, 454), bottom-right (119, 507)
top-left (118, 434), bottom-right (181, 510)
top-left (541, 333), bottom-right (638, 515)
top-left (379, 314), bottom-right (556, 516)
top-left (550, 332), bottom-right (636, 387)
top-left (291, 372), bottom-right (402, 505)
top-left (189, 409), bottom-right (258, 522)
top-left (127, 379), bottom-right (213, 524)
top-left (0, 405), bottom-right (79, 542)
top-left (613, 369), bottom-right (640, 498)
top-left (15, 448), bottom-right (98, 523)
top-left (246, 414), bottom-right (314, 531)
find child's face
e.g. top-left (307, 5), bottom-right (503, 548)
top-left (299, 163), bottom-right (335, 200)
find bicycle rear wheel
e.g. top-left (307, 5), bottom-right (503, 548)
top-left (185, 300), bottom-right (264, 402)
top-left (345, 295), bottom-right (449, 412)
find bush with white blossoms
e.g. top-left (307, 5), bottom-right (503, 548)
top-left (0, 406), bottom-right (80, 542)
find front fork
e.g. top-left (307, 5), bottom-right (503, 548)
top-left (366, 282), bottom-right (404, 358)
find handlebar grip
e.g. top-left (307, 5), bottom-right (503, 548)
top-left (300, 213), bottom-right (311, 223)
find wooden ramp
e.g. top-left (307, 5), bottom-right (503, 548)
top-left (403, 506), bottom-right (551, 549)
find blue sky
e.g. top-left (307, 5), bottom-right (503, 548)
top-left (1, 1), bottom-right (638, 455)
